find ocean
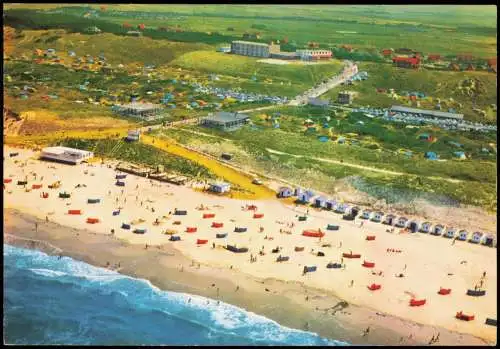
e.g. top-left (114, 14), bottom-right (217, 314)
top-left (4, 244), bottom-right (349, 345)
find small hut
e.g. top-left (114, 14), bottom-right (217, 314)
top-left (349, 206), bottom-right (360, 217)
top-left (314, 196), bottom-right (327, 208)
top-left (458, 230), bottom-right (469, 241)
top-left (408, 220), bottom-right (420, 233)
top-left (278, 186), bottom-right (293, 198)
top-left (294, 187), bottom-right (304, 197)
top-left (325, 199), bottom-right (337, 211)
top-left (361, 210), bottom-right (372, 219)
top-left (420, 222), bottom-right (432, 233)
top-left (335, 203), bottom-right (348, 214)
top-left (209, 182), bottom-right (231, 194)
top-left (444, 227), bottom-right (457, 239)
top-left (395, 216), bottom-right (408, 228)
top-left (470, 231), bottom-right (483, 244)
top-left (482, 234), bottom-right (494, 247)
top-left (383, 214), bottom-right (396, 225)
top-left (432, 224), bottom-right (445, 236)
top-left (371, 211), bottom-right (384, 222)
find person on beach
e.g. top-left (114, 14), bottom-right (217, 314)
top-left (35, 222), bottom-right (38, 232)
top-left (350, 280), bottom-right (354, 287)
top-left (360, 221), bottom-right (364, 228)
top-left (188, 298), bottom-right (191, 303)
top-left (45, 216), bottom-right (49, 222)
top-left (212, 242), bottom-right (215, 249)
top-left (235, 285), bottom-right (239, 292)
top-left (483, 271), bottom-right (487, 278)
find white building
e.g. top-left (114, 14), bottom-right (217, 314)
top-left (209, 182), bottom-right (231, 194)
top-left (470, 232), bottom-right (483, 244)
top-left (432, 224), bottom-right (445, 236)
top-left (445, 228), bottom-right (457, 238)
top-left (40, 146), bottom-right (94, 165)
top-left (420, 222), bottom-right (432, 233)
top-left (361, 210), bottom-right (372, 219)
top-left (458, 230), bottom-right (469, 241)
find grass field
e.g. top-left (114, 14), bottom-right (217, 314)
top-left (4, 4), bottom-right (496, 58)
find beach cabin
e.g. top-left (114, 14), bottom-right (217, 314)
top-left (458, 230), bottom-right (469, 241)
top-left (395, 216), bottom-right (408, 228)
top-left (361, 210), bottom-right (372, 219)
top-left (209, 182), bottom-right (231, 194)
top-left (297, 190), bottom-right (314, 204)
top-left (349, 206), bottom-right (360, 217)
top-left (325, 199), bottom-right (337, 211)
top-left (314, 196), bottom-right (327, 208)
top-left (294, 187), bottom-right (304, 197)
top-left (371, 211), bottom-right (384, 223)
top-left (432, 224), bottom-right (445, 236)
top-left (482, 234), bottom-right (494, 247)
top-left (278, 186), bottom-right (293, 198)
top-left (383, 214), bottom-right (396, 225)
top-left (444, 227), bottom-right (457, 239)
top-left (335, 203), bottom-right (349, 214)
top-left (420, 222), bottom-right (432, 233)
top-left (470, 232), bottom-right (483, 244)
top-left (408, 220), bottom-right (420, 233)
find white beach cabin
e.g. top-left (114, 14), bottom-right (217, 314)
top-left (420, 221), bottom-right (432, 233)
top-left (444, 227), bottom-right (457, 238)
top-left (482, 234), bottom-right (495, 247)
top-left (395, 216), bottom-right (408, 228)
top-left (278, 186), bottom-right (293, 198)
top-left (335, 203), bottom-right (348, 214)
top-left (431, 224), bottom-right (445, 236)
top-left (361, 210), bottom-right (372, 219)
top-left (470, 232), bottom-right (483, 244)
top-left (325, 199), bottom-right (337, 211)
top-left (383, 214), bottom-right (396, 225)
top-left (314, 196), bottom-right (327, 208)
top-left (408, 220), bottom-right (420, 233)
top-left (371, 211), bottom-right (384, 222)
top-left (458, 230), bottom-right (469, 241)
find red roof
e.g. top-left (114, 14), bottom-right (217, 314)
top-left (393, 56), bottom-right (420, 65)
top-left (428, 54), bottom-right (441, 60)
top-left (381, 49), bottom-right (393, 55)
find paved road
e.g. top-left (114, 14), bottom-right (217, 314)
top-left (289, 61), bottom-right (358, 106)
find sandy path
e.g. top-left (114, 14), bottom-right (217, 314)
top-left (141, 134), bottom-right (276, 200)
top-left (3, 146), bottom-right (497, 344)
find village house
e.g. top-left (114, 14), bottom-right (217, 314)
top-left (420, 222), bottom-right (432, 233)
top-left (424, 152), bottom-right (439, 160)
top-left (125, 130), bottom-right (140, 142)
top-left (395, 48), bottom-right (415, 55)
top-left (40, 146), bottom-right (94, 165)
top-left (427, 54), bottom-right (441, 62)
top-left (277, 186), bottom-right (293, 198)
top-left (335, 203), bottom-right (349, 214)
top-left (200, 112), bottom-right (250, 131)
top-left (113, 102), bottom-right (165, 121)
top-left (85, 26), bottom-right (102, 34)
top-left (392, 56), bottom-right (421, 69)
top-left (449, 63), bottom-right (461, 71)
top-left (308, 97), bottom-right (330, 107)
top-left (337, 91), bottom-right (354, 104)
top-left (381, 48), bottom-right (394, 57)
top-left (371, 211), bottom-right (384, 222)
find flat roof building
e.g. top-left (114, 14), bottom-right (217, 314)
top-left (113, 102), bottom-right (165, 121)
top-left (200, 112), bottom-right (250, 131)
top-left (390, 105), bottom-right (464, 120)
top-left (338, 91), bottom-right (354, 104)
top-left (40, 146), bottom-right (94, 165)
top-left (231, 41), bottom-right (275, 58)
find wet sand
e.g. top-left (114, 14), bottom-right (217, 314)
top-left (4, 209), bottom-right (491, 346)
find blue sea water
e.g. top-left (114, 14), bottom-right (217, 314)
top-left (4, 245), bottom-right (349, 345)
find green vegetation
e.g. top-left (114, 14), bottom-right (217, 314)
top-left (58, 138), bottom-right (215, 179)
top-left (324, 62), bottom-right (497, 124)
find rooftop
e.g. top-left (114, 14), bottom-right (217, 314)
top-left (203, 112), bottom-right (250, 123)
top-left (42, 146), bottom-right (92, 155)
top-left (232, 41), bottom-right (269, 47)
top-left (390, 105), bottom-right (464, 120)
top-left (117, 102), bottom-right (164, 112)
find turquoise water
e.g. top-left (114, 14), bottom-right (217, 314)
top-left (4, 244), bottom-right (349, 345)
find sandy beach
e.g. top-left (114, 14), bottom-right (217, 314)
top-left (3, 146), bottom-right (497, 345)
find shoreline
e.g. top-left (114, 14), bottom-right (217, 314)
top-left (4, 208), bottom-right (491, 346)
